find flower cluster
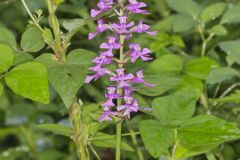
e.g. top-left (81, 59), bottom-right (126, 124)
top-left (86, 0), bottom-right (156, 122)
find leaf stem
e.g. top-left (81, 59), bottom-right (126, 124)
top-left (45, 0), bottom-right (66, 63)
top-left (89, 144), bottom-right (101, 160)
top-left (21, 0), bottom-right (43, 31)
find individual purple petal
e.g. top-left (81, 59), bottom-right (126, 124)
top-left (100, 50), bottom-right (114, 57)
top-left (91, 0), bottom-right (114, 17)
top-left (88, 32), bottom-right (98, 40)
top-left (98, 111), bottom-right (118, 122)
top-left (132, 70), bottom-right (155, 87)
top-left (91, 9), bottom-right (101, 17)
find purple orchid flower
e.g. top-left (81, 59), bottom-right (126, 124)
top-left (88, 19), bottom-right (109, 40)
top-left (110, 69), bottom-right (134, 88)
top-left (100, 36), bottom-right (121, 50)
top-left (112, 16), bottom-right (135, 34)
top-left (127, 0), bottom-right (148, 14)
top-left (117, 97), bottom-right (139, 118)
top-left (132, 70), bottom-right (155, 87)
top-left (91, 0), bottom-right (114, 17)
top-left (99, 110), bottom-right (118, 122)
top-left (134, 20), bottom-right (157, 35)
top-left (85, 67), bottom-right (111, 83)
top-left (129, 43), bottom-right (152, 62)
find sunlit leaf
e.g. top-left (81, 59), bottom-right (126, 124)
top-left (0, 43), bottom-right (14, 73)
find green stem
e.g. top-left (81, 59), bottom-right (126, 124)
top-left (21, 0), bottom-right (43, 31)
top-left (69, 99), bottom-right (88, 160)
top-left (126, 121), bottom-right (144, 160)
top-left (89, 144), bottom-right (101, 160)
top-left (115, 35), bottom-right (125, 160)
top-left (45, 0), bottom-right (66, 63)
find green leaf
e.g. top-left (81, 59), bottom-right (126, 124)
top-left (0, 27), bottom-right (17, 48)
top-left (210, 25), bottom-right (228, 36)
top-left (48, 64), bottom-right (88, 108)
top-left (20, 26), bottom-right (45, 52)
top-left (165, 0), bottom-right (201, 19)
top-left (174, 142), bottom-right (218, 160)
top-left (140, 120), bottom-right (175, 158)
top-left (0, 83), bottom-right (3, 96)
top-left (36, 124), bottom-right (72, 137)
top-left (213, 90), bottom-right (240, 103)
top-left (91, 132), bottom-right (134, 152)
top-left (200, 3), bottom-right (226, 23)
top-left (12, 52), bottom-right (34, 66)
top-left (152, 90), bottom-right (197, 126)
top-left (0, 43), bottom-right (14, 73)
top-left (42, 28), bottom-right (53, 45)
top-left (172, 14), bottom-right (196, 33)
top-left (207, 67), bottom-right (240, 84)
top-left (5, 62), bottom-right (49, 104)
top-left (137, 54), bottom-right (183, 96)
top-left (66, 49), bottom-right (96, 65)
top-left (178, 115), bottom-right (240, 147)
top-left (184, 57), bottom-right (217, 79)
top-left (63, 19), bottom-right (85, 32)
top-left (221, 5), bottom-right (240, 24)
top-left (55, 0), bottom-right (64, 5)
top-left (219, 41), bottom-right (240, 64)
top-left (35, 53), bottom-right (59, 68)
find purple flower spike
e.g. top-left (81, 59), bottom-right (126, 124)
top-left (91, 0), bottom-right (114, 17)
top-left (87, 0), bottom-right (155, 122)
top-left (100, 36), bottom-right (121, 50)
top-left (132, 70), bottom-right (155, 87)
top-left (134, 20), bottom-right (157, 35)
top-left (129, 43), bottom-right (152, 62)
top-left (127, 0), bottom-right (148, 14)
top-left (99, 110), bottom-right (118, 122)
top-left (88, 19), bottom-right (109, 40)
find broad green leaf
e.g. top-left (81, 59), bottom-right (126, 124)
top-left (35, 53), bottom-right (59, 68)
top-left (200, 3), bottom-right (226, 23)
top-left (177, 76), bottom-right (203, 98)
top-left (91, 132), bottom-right (134, 152)
top-left (63, 19), bottom-right (85, 32)
top-left (152, 90), bottom-right (197, 126)
top-left (145, 54), bottom-right (183, 73)
top-left (36, 124), bottom-right (72, 137)
top-left (0, 83), bottom-right (3, 96)
top-left (140, 120), bottom-right (175, 158)
top-left (221, 5), bottom-right (240, 24)
top-left (207, 67), bottom-right (240, 84)
top-left (0, 43), bottom-right (14, 73)
top-left (172, 14), bottom-right (196, 32)
top-left (210, 25), bottom-right (227, 36)
top-left (0, 27), bottom-right (17, 48)
top-left (66, 49), bottom-right (96, 65)
top-left (212, 90), bottom-right (240, 103)
top-left (165, 0), bottom-right (201, 19)
top-left (12, 52), bottom-right (34, 66)
top-left (5, 62), bottom-right (49, 104)
top-left (184, 57), bottom-right (217, 79)
top-left (219, 41), bottom-right (240, 64)
top-left (42, 28), bottom-right (53, 45)
top-left (178, 115), bottom-right (240, 146)
top-left (138, 54), bottom-right (183, 96)
top-left (38, 150), bottom-right (63, 160)
top-left (48, 64), bottom-right (88, 108)
top-left (174, 142), bottom-right (218, 160)
top-left (20, 26), bottom-right (45, 52)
